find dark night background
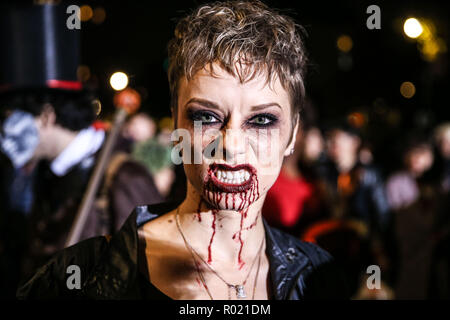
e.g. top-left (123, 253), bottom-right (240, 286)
top-left (77, 0), bottom-right (449, 173)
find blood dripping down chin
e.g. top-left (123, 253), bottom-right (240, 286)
top-left (202, 175), bottom-right (260, 211)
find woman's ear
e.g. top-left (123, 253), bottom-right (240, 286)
top-left (284, 116), bottom-right (300, 157)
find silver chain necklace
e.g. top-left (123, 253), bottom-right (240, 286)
top-left (175, 207), bottom-right (265, 300)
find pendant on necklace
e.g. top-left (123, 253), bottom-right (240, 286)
top-left (235, 285), bottom-right (247, 299)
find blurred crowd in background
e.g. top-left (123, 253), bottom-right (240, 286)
top-left (261, 105), bottom-right (450, 299)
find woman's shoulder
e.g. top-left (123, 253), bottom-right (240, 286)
top-left (17, 235), bottom-right (110, 299)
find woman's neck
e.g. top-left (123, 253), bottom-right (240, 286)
top-left (176, 182), bottom-right (266, 269)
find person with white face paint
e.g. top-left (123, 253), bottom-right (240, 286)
top-left (17, 1), bottom-right (349, 300)
top-left (0, 2), bottom-right (162, 298)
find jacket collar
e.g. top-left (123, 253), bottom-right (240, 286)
top-left (83, 203), bottom-right (311, 299)
top-left (262, 219), bottom-right (310, 299)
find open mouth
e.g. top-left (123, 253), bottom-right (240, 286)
top-left (207, 163), bottom-right (256, 193)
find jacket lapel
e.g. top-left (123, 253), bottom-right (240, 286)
top-left (263, 219), bottom-right (310, 300)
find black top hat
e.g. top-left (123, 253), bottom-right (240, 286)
top-left (0, 2), bottom-right (82, 92)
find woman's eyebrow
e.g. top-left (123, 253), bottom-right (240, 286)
top-left (184, 98), bottom-right (220, 110)
top-left (184, 98), bottom-right (281, 112)
top-left (250, 103), bottom-right (282, 111)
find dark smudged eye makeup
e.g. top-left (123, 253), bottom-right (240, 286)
top-left (187, 109), bottom-right (221, 125)
top-left (186, 108), bottom-right (279, 128)
top-left (247, 113), bottom-right (279, 128)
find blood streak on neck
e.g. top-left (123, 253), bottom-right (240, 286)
top-left (237, 207), bottom-right (249, 270)
top-left (232, 214), bottom-right (258, 240)
top-left (196, 199), bottom-right (202, 222)
top-left (201, 170), bottom-right (260, 267)
top-left (207, 210), bottom-right (217, 264)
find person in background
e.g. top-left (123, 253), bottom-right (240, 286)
top-left (116, 112), bottom-right (175, 198)
top-left (385, 135), bottom-right (444, 299)
top-left (157, 116), bottom-right (188, 205)
top-left (319, 124), bottom-right (390, 234)
top-left (298, 126), bottom-right (326, 179)
top-left (386, 137), bottom-right (434, 211)
top-left (122, 112), bottom-right (157, 151)
top-left (312, 124), bottom-right (391, 295)
top-left (358, 142), bottom-right (374, 166)
top-left (132, 135), bottom-right (176, 199)
top-left (427, 124), bottom-right (450, 298)
top-left (0, 89), bottom-right (163, 281)
top-left (0, 2), bottom-right (162, 294)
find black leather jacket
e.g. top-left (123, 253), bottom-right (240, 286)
top-left (17, 203), bottom-right (349, 300)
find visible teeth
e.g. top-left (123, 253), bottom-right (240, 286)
top-left (215, 169), bottom-right (251, 184)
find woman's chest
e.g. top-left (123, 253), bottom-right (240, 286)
top-left (145, 249), bottom-right (271, 300)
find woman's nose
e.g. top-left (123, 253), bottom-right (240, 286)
top-left (221, 128), bottom-right (247, 163)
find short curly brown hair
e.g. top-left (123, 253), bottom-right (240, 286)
top-left (167, 0), bottom-right (308, 124)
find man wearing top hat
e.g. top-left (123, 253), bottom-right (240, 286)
top-left (0, 2), bottom-right (162, 296)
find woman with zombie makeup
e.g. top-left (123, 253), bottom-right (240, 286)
top-left (18, 1), bottom-right (349, 300)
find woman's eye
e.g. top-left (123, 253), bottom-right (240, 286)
top-left (200, 114), bottom-right (218, 123)
top-left (252, 116), bottom-right (270, 125)
top-left (189, 110), bottom-right (221, 125)
top-left (248, 114), bottom-right (277, 127)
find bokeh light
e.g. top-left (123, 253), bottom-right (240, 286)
top-left (400, 81), bottom-right (416, 98)
top-left (347, 112), bottom-right (366, 128)
top-left (92, 7), bottom-right (106, 24)
top-left (403, 18), bottom-right (423, 39)
top-left (92, 99), bottom-right (102, 116)
top-left (337, 35), bottom-right (353, 52)
top-left (80, 5), bottom-right (93, 22)
top-left (110, 72), bottom-right (129, 91)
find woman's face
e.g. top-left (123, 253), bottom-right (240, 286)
top-left (175, 63), bottom-right (297, 212)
